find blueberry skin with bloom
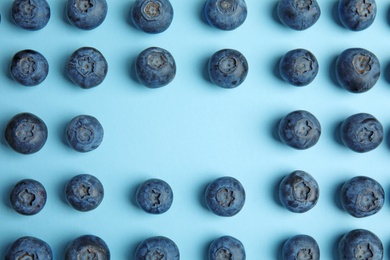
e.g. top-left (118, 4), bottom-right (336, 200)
top-left (66, 0), bottom-right (108, 30)
top-left (10, 179), bottom-right (47, 216)
top-left (10, 49), bottom-right (49, 87)
top-left (279, 49), bottom-right (318, 87)
top-left (135, 47), bottom-right (176, 88)
top-left (340, 113), bottom-right (383, 153)
top-left (339, 0), bottom-right (376, 31)
top-left (339, 229), bottom-right (383, 260)
top-left (5, 112), bottom-right (48, 155)
top-left (205, 176), bottom-right (245, 217)
top-left (135, 236), bottom-right (179, 260)
top-left (5, 236), bottom-right (53, 260)
top-left (131, 0), bottom-right (174, 33)
top-left (209, 236), bottom-right (245, 260)
top-left (136, 178), bottom-right (173, 214)
top-left (341, 176), bottom-right (384, 218)
top-left (277, 0), bottom-right (321, 30)
top-left (278, 110), bottom-right (321, 150)
top-left (204, 0), bottom-right (247, 30)
top-left (208, 49), bottom-right (248, 89)
top-left (336, 48), bottom-right (380, 93)
top-left (67, 47), bottom-right (108, 89)
top-left (12, 0), bottom-right (50, 30)
top-left (65, 115), bottom-right (104, 153)
top-left (65, 235), bottom-right (110, 260)
top-left (282, 234), bottom-right (320, 260)
top-left (279, 170), bottom-right (319, 213)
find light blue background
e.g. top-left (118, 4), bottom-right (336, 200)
top-left (1, 0), bottom-right (390, 259)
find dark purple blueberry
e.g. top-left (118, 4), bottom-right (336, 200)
top-left (340, 113), bottom-right (383, 153)
top-left (279, 170), bottom-right (319, 213)
top-left (136, 178), bottom-right (173, 214)
top-left (135, 236), bottom-right (179, 260)
top-left (65, 115), bottom-right (104, 153)
top-left (10, 179), bottom-right (47, 215)
top-left (278, 110), bottom-right (321, 150)
top-left (65, 174), bottom-right (104, 212)
top-left (339, 229), bottom-right (383, 260)
top-left (5, 112), bottom-right (48, 155)
top-left (65, 235), bottom-right (110, 260)
top-left (12, 0), bottom-right (50, 30)
top-left (5, 236), bottom-right (53, 259)
top-left (208, 49), bottom-right (248, 89)
top-left (209, 236), bottom-right (245, 260)
top-left (204, 0), bottom-right (247, 31)
top-left (277, 0), bottom-right (321, 30)
top-left (282, 234), bottom-right (320, 260)
top-left (205, 176), bottom-right (245, 217)
top-left (66, 0), bottom-right (108, 30)
top-left (338, 0), bottom-right (376, 31)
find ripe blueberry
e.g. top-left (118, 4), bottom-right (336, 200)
top-left (336, 48), bottom-right (380, 93)
top-left (135, 236), bottom-right (179, 260)
top-left (338, 0), bottom-right (376, 31)
top-left (66, 0), bottom-right (108, 30)
top-left (282, 234), bottom-right (320, 260)
top-left (205, 176), bottom-right (245, 217)
top-left (136, 178), bottom-right (173, 214)
top-left (340, 113), bottom-right (383, 153)
top-left (339, 229), bottom-right (383, 260)
top-left (5, 112), bottom-right (48, 154)
top-left (279, 170), bottom-right (319, 213)
top-left (204, 0), bottom-right (247, 30)
top-left (209, 236), bottom-right (245, 260)
top-left (278, 110), bottom-right (321, 150)
top-left (135, 47), bottom-right (176, 88)
top-left (277, 0), bottom-right (321, 30)
top-left (65, 234), bottom-right (110, 260)
top-left (5, 236), bottom-right (53, 259)
top-left (12, 0), bottom-right (50, 30)
top-left (10, 179), bottom-right (47, 215)
top-left (279, 48), bottom-right (318, 87)
top-left (131, 0), bottom-right (174, 33)
top-left (208, 49), bottom-right (248, 89)
top-left (10, 49), bottom-right (49, 87)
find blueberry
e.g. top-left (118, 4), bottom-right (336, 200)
top-left (279, 170), bottom-right (319, 213)
top-left (339, 229), bottom-right (383, 260)
top-left (10, 179), bottom-right (47, 216)
top-left (135, 236), bottom-right (179, 260)
top-left (205, 176), bottom-right (245, 217)
top-left (340, 113), bottom-right (383, 153)
top-left (282, 234), bottom-right (320, 260)
top-left (12, 0), bottom-right (50, 30)
top-left (66, 47), bottom-right (108, 89)
top-left (208, 49), bottom-right (248, 89)
top-left (209, 236), bottom-right (245, 260)
top-left (278, 110), bottom-right (321, 150)
top-left (10, 49), bottom-right (49, 87)
top-left (277, 0), bottom-right (321, 30)
top-left (65, 174), bottom-right (104, 212)
top-left (135, 47), bottom-right (176, 88)
top-left (65, 234), bottom-right (110, 260)
top-left (340, 176), bottom-right (384, 218)
top-left (204, 0), bottom-right (247, 31)
top-left (65, 115), bottom-right (104, 153)
top-left (136, 178), bottom-right (173, 214)
top-left (336, 48), bottom-right (380, 93)
top-left (279, 48), bottom-right (319, 87)
top-left (131, 0), bottom-right (174, 33)
top-left (5, 236), bottom-right (53, 259)
top-left (5, 112), bottom-right (48, 155)
top-left (66, 0), bottom-right (108, 30)
top-left (338, 0), bottom-right (376, 31)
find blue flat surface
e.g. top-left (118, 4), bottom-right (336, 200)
top-left (1, 0), bottom-right (390, 259)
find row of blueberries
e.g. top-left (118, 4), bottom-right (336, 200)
top-left (0, 0), bottom-right (380, 32)
top-left (6, 46), bottom-right (384, 92)
top-left (2, 229), bottom-right (387, 259)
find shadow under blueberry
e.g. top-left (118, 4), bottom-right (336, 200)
top-left (202, 238), bottom-right (214, 259)
top-left (332, 0), bottom-right (344, 29)
top-left (383, 62), bottom-right (390, 85)
top-left (270, 116), bottom-right (283, 144)
top-left (332, 232), bottom-right (345, 259)
top-left (387, 5), bottom-right (390, 27)
top-left (385, 126), bottom-right (390, 151)
top-left (199, 2), bottom-right (209, 27)
top-left (275, 238), bottom-right (287, 260)
top-left (333, 180), bottom-right (346, 212)
top-left (272, 175), bottom-right (285, 208)
top-left (198, 178), bottom-right (214, 213)
top-left (329, 54), bottom-right (343, 90)
top-left (2, 181), bottom-right (15, 210)
top-left (333, 120), bottom-right (345, 148)
top-left (271, 1), bottom-right (284, 27)
top-left (61, 2), bottom-right (72, 27)
top-left (58, 177), bottom-right (70, 206)
top-left (129, 180), bottom-right (143, 209)
top-left (201, 56), bottom-right (213, 85)
top-left (273, 55), bottom-right (284, 84)
top-left (128, 54), bottom-right (144, 89)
